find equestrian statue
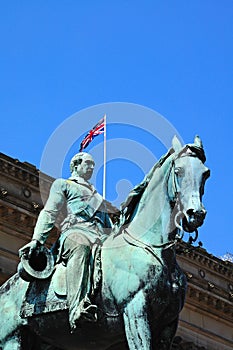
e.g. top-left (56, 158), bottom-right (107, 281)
top-left (0, 135), bottom-right (210, 350)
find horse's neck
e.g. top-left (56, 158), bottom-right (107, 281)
top-left (128, 165), bottom-right (173, 246)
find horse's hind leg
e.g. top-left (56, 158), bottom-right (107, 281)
top-left (123, 291), bottom-right (151, 350)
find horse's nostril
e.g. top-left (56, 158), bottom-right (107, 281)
top-left (186, 209), bottom-right (194, 217)
top-left (186, 208), bottom-right (206, 218)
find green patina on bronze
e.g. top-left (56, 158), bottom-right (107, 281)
top-left (0, 136), bottom-right (209, 350)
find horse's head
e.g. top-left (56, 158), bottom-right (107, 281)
top-left (169, 136), bottom-right (210, 233)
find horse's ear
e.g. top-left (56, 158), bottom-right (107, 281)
top-left (194, 135), bottom-right (203, 148)
top-left (172, 135), bottom-right (182, 152)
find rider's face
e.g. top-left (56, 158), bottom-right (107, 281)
top-left (76, 156), bottom-right (95, 180)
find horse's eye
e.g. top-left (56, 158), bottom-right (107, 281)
top-left (174, 167), bottom-right (184, 177)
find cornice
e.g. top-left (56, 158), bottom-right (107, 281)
top-left (0, 153), bottom-right (53, 192)
top-left (176, 243), bottom-right (233, 322)
top-left (0, 153), bottom-right (55, 216)
top-left (0, 191), bottom-right (42, 216)
top-left (0, 154), bottom-right (39, 187)
top-left (0, 204), bottom-right (59, 245)
top-left (185, 282), bottom-right (233, 322)
top-left (177, 243), bottom-right (233, 279)
top-left (184, 269), bottom-right (233, 303)
top-left (0, 204), bottom-right (37, 235)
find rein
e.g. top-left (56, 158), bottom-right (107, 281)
top-left (123, 228), bottom-right (178, 264)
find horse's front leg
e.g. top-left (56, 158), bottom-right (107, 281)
top-left (123, 290), bottom-right (151, 350)
top-left (2, 336), bottom-right (21, 350)
top-left (156, 317), bottom-right (179, 350)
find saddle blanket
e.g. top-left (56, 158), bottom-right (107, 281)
top-left (20, 268), bottom-right (68, 318)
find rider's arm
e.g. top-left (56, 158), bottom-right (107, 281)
top-left (32, 178), bottom-right (66, 244)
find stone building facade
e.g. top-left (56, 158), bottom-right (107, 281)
top-left (0, 152), bottom-right (232, 349)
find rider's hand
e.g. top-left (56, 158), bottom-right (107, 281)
top-left (19, 239), bottom-right (40, 259)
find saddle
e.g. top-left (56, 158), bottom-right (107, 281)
top-left (20, 246), bottom-right (102, 318)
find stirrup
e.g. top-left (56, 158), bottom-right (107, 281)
top-left (70, 300), bottom-right (98, 332)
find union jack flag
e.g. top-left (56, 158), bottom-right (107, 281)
top-left (79, 117), bottom-right (105, 152)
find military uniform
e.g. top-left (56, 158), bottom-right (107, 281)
top-left (32, 175), bottom-right (112, 329)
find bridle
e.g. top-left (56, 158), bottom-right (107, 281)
top-left (121, 148), bottom-right (204, 261)
top-left (169, 149), bottom-right (203, 245)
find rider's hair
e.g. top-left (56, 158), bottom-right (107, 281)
top-left (69, 152), bottom-right (93, 173)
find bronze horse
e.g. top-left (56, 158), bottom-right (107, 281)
top-left (0, 136), bottom-right (210, 350)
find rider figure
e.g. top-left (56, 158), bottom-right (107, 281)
top-left (19, 152), bottom-right (113, 332)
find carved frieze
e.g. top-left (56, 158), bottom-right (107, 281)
top-left (178, 246), bottom-right (233, 279)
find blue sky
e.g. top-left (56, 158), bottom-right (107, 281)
top-left (0, 1), bottom-right (232, 257)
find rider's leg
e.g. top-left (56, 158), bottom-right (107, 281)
top-left (62, 233), bottom-right (97, 330)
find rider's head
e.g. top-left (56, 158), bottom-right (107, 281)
top-left (70, 152), bottom-right (95, 180)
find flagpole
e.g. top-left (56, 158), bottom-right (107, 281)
top-left (103, 114), bottom-right (107, 199)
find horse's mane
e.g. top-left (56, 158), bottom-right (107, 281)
top-left (119, 148), bottom-right (173, 227)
